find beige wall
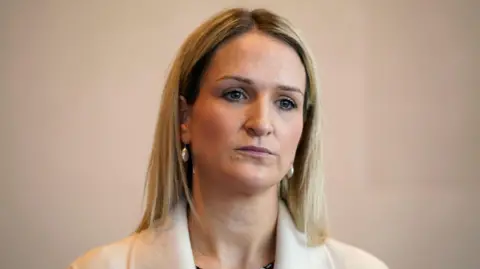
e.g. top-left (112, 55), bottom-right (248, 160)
top-left (1, 1), bottom-right (478, 269)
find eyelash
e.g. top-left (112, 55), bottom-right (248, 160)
top-left (221, 88), bottom-right (298, 111)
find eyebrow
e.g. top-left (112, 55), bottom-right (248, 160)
top-left (217, 75), bottom-right (304, 96)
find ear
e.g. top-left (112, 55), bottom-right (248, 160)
top-left (179, 95), bottom-right (192, 145)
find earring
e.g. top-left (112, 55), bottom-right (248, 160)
top-left (287, 165), bottom-right (294, 178)
top-left (181, 146), bottom-right (189, 162)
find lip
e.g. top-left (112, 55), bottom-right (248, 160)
top-left (236, 146), bottom-right (275, 155)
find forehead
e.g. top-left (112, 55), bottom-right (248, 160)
top-left (202, 31), bottom-right (306, 92)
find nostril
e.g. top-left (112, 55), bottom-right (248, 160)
top-left (245, 121), bottom-right (273, 137)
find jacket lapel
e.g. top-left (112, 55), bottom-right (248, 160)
top-left (275, 202), bottom-right (333, 269)
top-left (274, 202), bottom-right (310, 269)
top-left (170, 201), bottom-right (196, 269)
top-left (133, 201), bottom-right (194, 269)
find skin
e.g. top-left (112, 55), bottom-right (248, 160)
top-left (180, 30), bottom-right (306, 269)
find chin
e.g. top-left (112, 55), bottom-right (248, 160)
top-left (226, 167), bottom-right (280, 193)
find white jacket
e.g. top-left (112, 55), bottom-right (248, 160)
top-left (69, 201), bottom-right (388, 269)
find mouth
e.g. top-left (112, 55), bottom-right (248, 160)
top-left (236, 146), bottom-right (275, 156)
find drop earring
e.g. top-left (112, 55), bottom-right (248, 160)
top-left (287, 165), bottom-right (294, 179)
top-left (181, 146), bottom-right (189, 162)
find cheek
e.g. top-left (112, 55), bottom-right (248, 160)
top-left (279, 116), bottom-right (304, 158)
top-left (190, 102), bottom-right (237, 154)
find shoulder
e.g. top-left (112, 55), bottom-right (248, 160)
top-left (68, 204), bottom-right (188, 269)
top-left (323, 238), bottom-right (389, 269)
top-left (68, 223), bottom-right (178, 269)
top-left (68, 235), bottom-right (137, 269)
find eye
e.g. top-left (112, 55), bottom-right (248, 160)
top-left (276, 98), bottom-right (297, 111)
top-left (222, 88), bottom-right (247, 102)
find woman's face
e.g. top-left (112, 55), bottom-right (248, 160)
top-left (181, 31), bottom-right (306, 194)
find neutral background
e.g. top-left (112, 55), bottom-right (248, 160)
top-left (1, 1), bottom-right (479, 269)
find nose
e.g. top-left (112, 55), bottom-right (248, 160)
top-left (244, 98), bottom-right (273, 137)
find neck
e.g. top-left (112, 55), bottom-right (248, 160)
top-left (188, 173), bottom-right (279, 269)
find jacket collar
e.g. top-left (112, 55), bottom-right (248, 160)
top-left (134, 200), bottom-right (328, 269)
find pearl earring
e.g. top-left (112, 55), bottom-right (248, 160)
top-left (181, 146), bottom-right (189, 162)
top-left (287, 165), bottom-right (294, 178)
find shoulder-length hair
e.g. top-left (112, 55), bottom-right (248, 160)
top-left (135, 8), bottom-right (326, 246)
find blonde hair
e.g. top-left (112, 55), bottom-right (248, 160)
top-left (135, 8), bottom-right (327, 246)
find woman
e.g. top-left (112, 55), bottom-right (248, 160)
top-left (69, 8), bottom-right (388, 269)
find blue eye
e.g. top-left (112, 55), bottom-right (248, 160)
top-left (222, 89), bottom-right (247, 102)
top-left (277, 98), bottom-right (297, 111)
